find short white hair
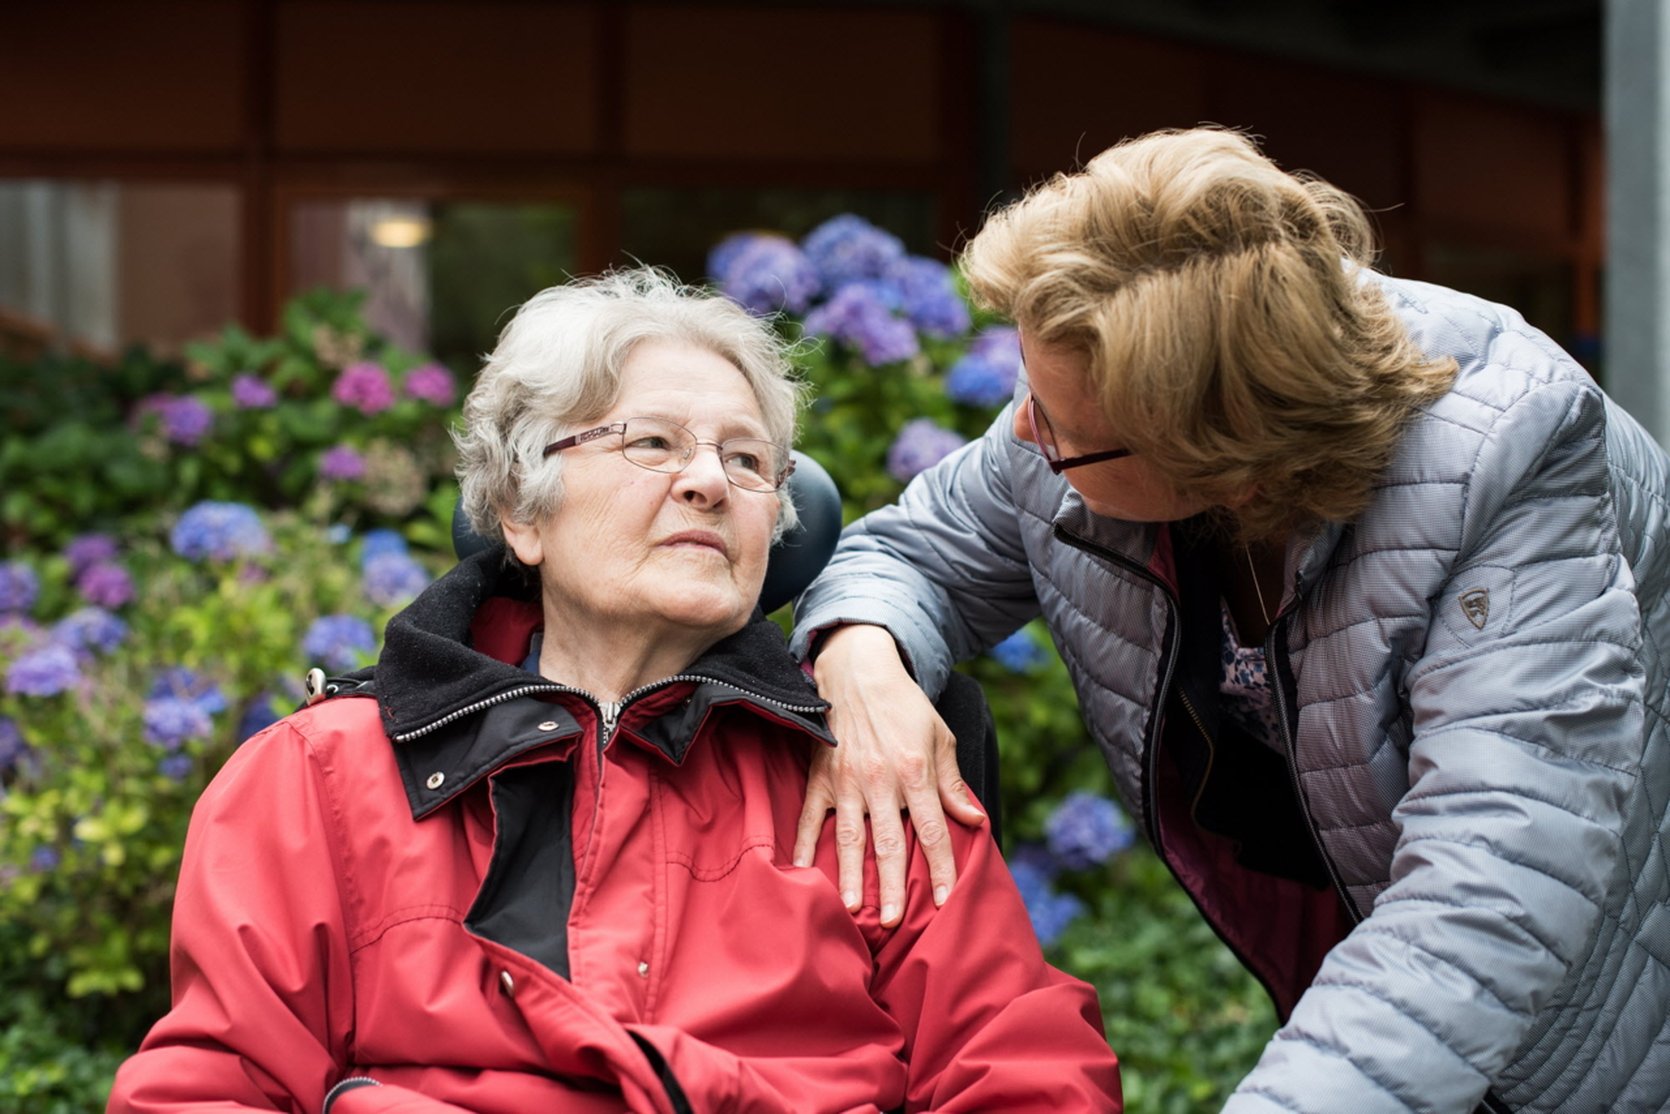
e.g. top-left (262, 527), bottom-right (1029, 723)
top-left (454, 268), bottom-right (805, 545)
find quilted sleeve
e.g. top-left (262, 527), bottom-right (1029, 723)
top-left (790, 403), bottom-right (1042, 699)
top-left (1227, 378), bottom-right (1649, 1112)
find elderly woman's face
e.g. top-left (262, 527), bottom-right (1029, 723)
top-left (504, 339), bottom-right (780, 642)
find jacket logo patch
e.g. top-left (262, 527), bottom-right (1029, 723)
top-left (1460, 588), bottom-right (1490, 630)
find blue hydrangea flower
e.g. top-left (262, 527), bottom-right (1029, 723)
top-left (360, 529), bottom-right (409, 565)
top-left (64, 533), bottom-right (119, 576)
top-left (29, 846), bottom-right (59, 873)
top-left (52, 607), bottom-right (128, 657)
top-left (158, 753), bottom-right (196, 781)
top-left (364, 552), bottom-right (430, 609)
top-left (170, 501), bottom-right (271, 562)
top-left (887, 256), bottom-right (971, 339)
top-left (945, 352), bottom-right (1020, 408)
top-left (160, 396), bottom-right (214, 446)
top-left (0, 715), bottom-right (28, 774)
top-left (143, 697), bottom-right (211, 750)
top-left (303, 614), bottom-right (376, 672)
top-left (1045, 790), bottom-right (1136, 870)
top-left (238, 692), bottom-right (286, 741)
top-left (149, 667), bottom-right (228, 717)
top-left (803, 284), bottom-right (919, 367)
top-left (801, 214), bottom-right (905, 288)
top-left (6, 644), bottom-right (81, 696)
top-left (326, 524), bottom-right (352, 545)
top-left (989, 628), bottom-right (1049, 673)
top-left (1009, 858), bottom-right (1087, 947)
top-left (885, 419), bottom-right (967, 484)
top-left (721, 236), bottom-right (822, 315)
top-left (0, 561), bottom-right (39, 615)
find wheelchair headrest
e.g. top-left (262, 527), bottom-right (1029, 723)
top-left (450, 449), bottom-right (843, 615)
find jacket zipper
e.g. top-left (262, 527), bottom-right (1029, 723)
top-left (1053, 524), bottom-right (1288, 1014)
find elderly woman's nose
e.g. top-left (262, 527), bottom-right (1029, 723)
top-left (674, 445), bottom-right (731, 500)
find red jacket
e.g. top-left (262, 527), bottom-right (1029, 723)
top-left (110, 552), bottom-right (1121, 1113)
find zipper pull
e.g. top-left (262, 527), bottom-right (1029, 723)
top-left (599, 700), bottom-right (621, 747)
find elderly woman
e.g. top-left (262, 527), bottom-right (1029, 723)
top-left (108, 270), bottom-right (1121, 1113)
top-left (791, 129), bottom-right (1670, 1113)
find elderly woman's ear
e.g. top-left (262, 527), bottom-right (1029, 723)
top-left (499, 515), bottom-right (543, 568)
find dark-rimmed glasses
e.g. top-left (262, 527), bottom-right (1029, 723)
top-left (1025, 392), bottom-right (1132, 473)
top-left (542, 417), bottom-right (794, 493)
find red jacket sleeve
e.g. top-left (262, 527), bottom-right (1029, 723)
top-left (107, 720), bottom-right (372, 1114)
top-left (863, 821), bottom-right (1124, 1112)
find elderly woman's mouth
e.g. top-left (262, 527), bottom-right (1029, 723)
top-left (661, 530), bottom-right (730, 556)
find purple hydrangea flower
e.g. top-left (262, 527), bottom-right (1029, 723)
top-left (6, 644), bottom-right (81, 696)
top-left (143, 697), bottom-right (212, 750)
top-left (885, 419), bottom-right (967, 484)
top-left (707, 231), bottom-right (767, 284)
top-left (721, 236), bottom-right (822, 315)
top-left (76, 561), bottom-right (134, 608)
top-left (802, 214), bottom-right (905, 288)
top-left (944, 352), bottom-right (1020, 408)
top-left (140, 394), bottom-right (215, 447)
top-left (319, 444), bottom-right (366, 482)
top-left (364, 552), bottom-right (429, 609)
top-left (230, 373), bottom-right (278, 409)
top-left (887, 256), bottom-right (971, 339)
top-left (0, 562), bottom-right (38, 615)
top-left (1045, 791), bottom-right (1136, 870)
top-left (969, 324), bottom-right (1021, 366)
top-left (303, 614), bottom-right (376, 672)
top-left (158, 753), bottom-right (196, 781)
top-left (52, 607), bottom-right (128, 657)
top-left (331, 361), bottom-right (397, 415)
top-left (989, 628), bottom-right (1049, 673)
top-left (404, 362), bottom-right (457, 406)
top-left (1009, 858), bottom-right (1087, 947)
top-left (803, 284), bottom-right (919, 367)
top-left (149, 667), bottom-right (227, 717)
top-left (238, 692), bottom-right (286, 741)
top-left (360, 529), bottom-right (409, 565)
top-left (170, 501), bottom-right (271, 562)
top-left (0, 716), bottom-right (28, 774)
top-left (64, 533), bottom-right (118, 576)
top-left (29, 846), bottom-right (59, 873)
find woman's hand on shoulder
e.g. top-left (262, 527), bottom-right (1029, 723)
top-left (793, 624), bottom-right (987, 927)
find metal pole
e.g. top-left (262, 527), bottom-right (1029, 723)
top-left (1606, 0), bottom-right (1670, 443)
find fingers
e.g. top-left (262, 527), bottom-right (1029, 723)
top-left (793, 758), bottom-right (834, 870)
top-left (833, 790), bottom-right (875, 912)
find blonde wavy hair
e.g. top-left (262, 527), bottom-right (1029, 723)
top-left (962, 127), bottom-right (1457, 540)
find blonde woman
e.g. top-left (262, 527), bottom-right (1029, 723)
top-left (792, 128), bottom-right (1670, 1113)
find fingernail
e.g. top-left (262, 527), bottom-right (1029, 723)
top-left (881, 903), bottom-right (899, 923)
top-left (793, 856), bottom-right (809, 868)
top-left (842, 891), bottom-right (858, 909)
top-left (933, 885), bottom-right (948, 905)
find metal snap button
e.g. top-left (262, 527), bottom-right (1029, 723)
top-left (538, 720), bottom-right (558, 731)
top-left (499, 970), bottom-right (515, 997)
top-left (425, 771), bottom-right (445, 790)
top-left (637, 961), bottom-right (649, 978)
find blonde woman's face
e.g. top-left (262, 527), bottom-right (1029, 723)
top-left (1014, 330), bottom-right (1211, 523)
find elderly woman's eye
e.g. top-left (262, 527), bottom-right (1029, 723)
top-left (628, 434), bottom-right (675, 451)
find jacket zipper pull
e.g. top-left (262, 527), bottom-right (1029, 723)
top-left (599, 700), bottom-right (621, 749)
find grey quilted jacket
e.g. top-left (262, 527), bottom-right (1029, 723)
top-left (792, 274), bottom-right (1670, 1113)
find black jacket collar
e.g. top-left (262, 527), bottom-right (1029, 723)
top-left (366, 546), bottom-right (831, 817)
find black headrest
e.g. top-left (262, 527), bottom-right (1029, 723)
top-left (450, 450), bottom-right (843, 615)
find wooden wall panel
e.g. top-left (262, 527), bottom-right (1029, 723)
top-left (274, 1), bottom-right (600, 154)
top-left (622, 6), bottom-right (943, 163)
top-left (1412, 91), bottom-right (1574, 248)
top-left (1009, 20), bottom-right (1209, 183)
top-left (0, 2), bottom-right (247, 151)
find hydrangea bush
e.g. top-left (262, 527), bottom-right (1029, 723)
top-left (710, 214), bottom-right (1275, 1108)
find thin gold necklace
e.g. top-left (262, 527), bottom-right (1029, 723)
top-left (1244, 543), bottom-right (1271, 627)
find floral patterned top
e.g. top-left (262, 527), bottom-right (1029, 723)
top-left (1219, 598), bottom-right (1284, 751)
